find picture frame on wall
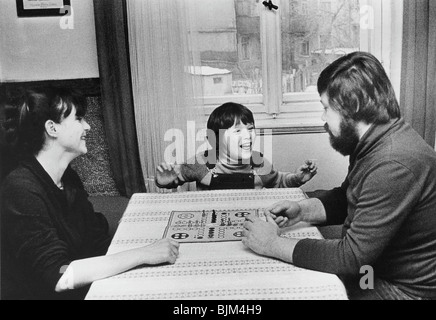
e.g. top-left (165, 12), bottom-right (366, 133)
top-left (16, 0), bottom-right (71, 17)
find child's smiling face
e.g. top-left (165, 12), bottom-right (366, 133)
top-left (221, 119), bottom-right (256, 163)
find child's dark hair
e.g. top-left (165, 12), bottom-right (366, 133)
top-left (317, 51), bottom-right (400, 124)
top-left (207, 102), bottom-right (254, 154)
top-left (3, 86), bottom-right (87, 156)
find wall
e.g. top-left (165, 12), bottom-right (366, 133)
top-left (0, 0), bottom-right (99, 81)
top-left (71, 97), bottom-right (120, 197)
top-left (270, 133), bottom-right (349, 192)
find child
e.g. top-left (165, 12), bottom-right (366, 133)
top-left (155, 102), bottom-right (317, 190)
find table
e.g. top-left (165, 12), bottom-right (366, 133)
top-left (86, 189), bottom-right (348, 300)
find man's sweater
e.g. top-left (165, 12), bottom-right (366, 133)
top-left (294, 118), bottom-right (436, 298)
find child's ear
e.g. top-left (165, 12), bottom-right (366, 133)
top-left (45, 120), bottom-right (58, 137)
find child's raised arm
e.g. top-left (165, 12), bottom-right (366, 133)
top-left (155, 161), bottom-right (211, 189)
top-left (294, 160), bottom-right (318, 185)
top-left (155, 163), bottom-right (182, 188)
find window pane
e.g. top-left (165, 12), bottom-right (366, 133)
top-left (281, 0), bottom-right (360, 93)
top-left (190, 0), bottom-right (262, 96)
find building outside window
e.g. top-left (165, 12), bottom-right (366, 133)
top-left (300, 41), bottom-right (310, 56)
top-left (320, 0), bottom-right (332, 12)
top-left (189, 0), bottom-right (402, 130)
top-left (301, 0), bottom-right (309, 15)
top-left (241, 36), bottom-right (250, 61)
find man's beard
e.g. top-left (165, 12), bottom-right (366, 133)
top-left (324, 118), bottom-right (360, 156)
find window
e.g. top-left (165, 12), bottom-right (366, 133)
top-left (191, 0), bottom-right (403, 130)
top-left (241, 36), bottom-right (250, 60)
top-left (300, 41), bottom-right (310, 56)
top-left (213, 77), bottom-right (223, 84)
top-left (320, 1), bottom-right (332, 12)
top-left (301, 0), bottom-right (309, 15)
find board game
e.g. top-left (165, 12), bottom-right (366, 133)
top-left (163, 209), bottom-right (263, 243)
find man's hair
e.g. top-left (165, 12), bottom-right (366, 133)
top-left (317, 51), bottom-right (401, 124)
top-left (207, 102), bottom-right (254, 152)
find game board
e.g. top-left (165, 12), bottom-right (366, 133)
top-left (163, 209), bottom-right (263, 243)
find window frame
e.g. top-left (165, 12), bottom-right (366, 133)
top-left (201, 0), bottom-right (403, 132)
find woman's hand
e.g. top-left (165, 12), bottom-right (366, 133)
top-left (140, 239), bottom-right (180, 265)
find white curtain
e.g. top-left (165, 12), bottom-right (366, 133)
top-left (127, 0), bottom-right (206, 192)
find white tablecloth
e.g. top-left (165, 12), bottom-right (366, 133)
top-left (86, 189), bottom-right (348, 300)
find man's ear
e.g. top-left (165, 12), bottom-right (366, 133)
top-left (45, 120), bottom-right (58, 137)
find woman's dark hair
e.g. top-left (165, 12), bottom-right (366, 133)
top-left (206, 102), bottom-right (254, 154)
top-left (3, 86), bottom-right (87, 156)
top-left (317, 51), bottom-right (401, 124)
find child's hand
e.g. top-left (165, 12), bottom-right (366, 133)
top-left (156, 163), bottom-right (181, 186)
top-left (295, 160), bottom-right (318, 184)
top-left (179, 163), bottom-right (209, 183)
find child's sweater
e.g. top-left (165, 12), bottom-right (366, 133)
top-left (156, 151), bottom-right (304, 190)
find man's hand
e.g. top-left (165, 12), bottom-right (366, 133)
top-left (267, 201), bottom-right (303, 228)
top-left (242, 214), bottom-right (280, 257)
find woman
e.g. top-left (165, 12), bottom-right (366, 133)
top-left (1, 87), bottom-right (180, 300)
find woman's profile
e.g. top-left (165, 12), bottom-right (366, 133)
top-left (1, 87), bottom-right (179, 300)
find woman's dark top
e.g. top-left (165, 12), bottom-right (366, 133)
top-left (1, 156), bottom-right (112, 300)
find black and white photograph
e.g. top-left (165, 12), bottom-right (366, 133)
top-left (0, 0), bottom-right (435, 305)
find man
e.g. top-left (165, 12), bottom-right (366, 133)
top-left (242, 52), bottom-right (436, 300)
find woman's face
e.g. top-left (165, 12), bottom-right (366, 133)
top-left (56, 106), bottom-right (90, 156)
